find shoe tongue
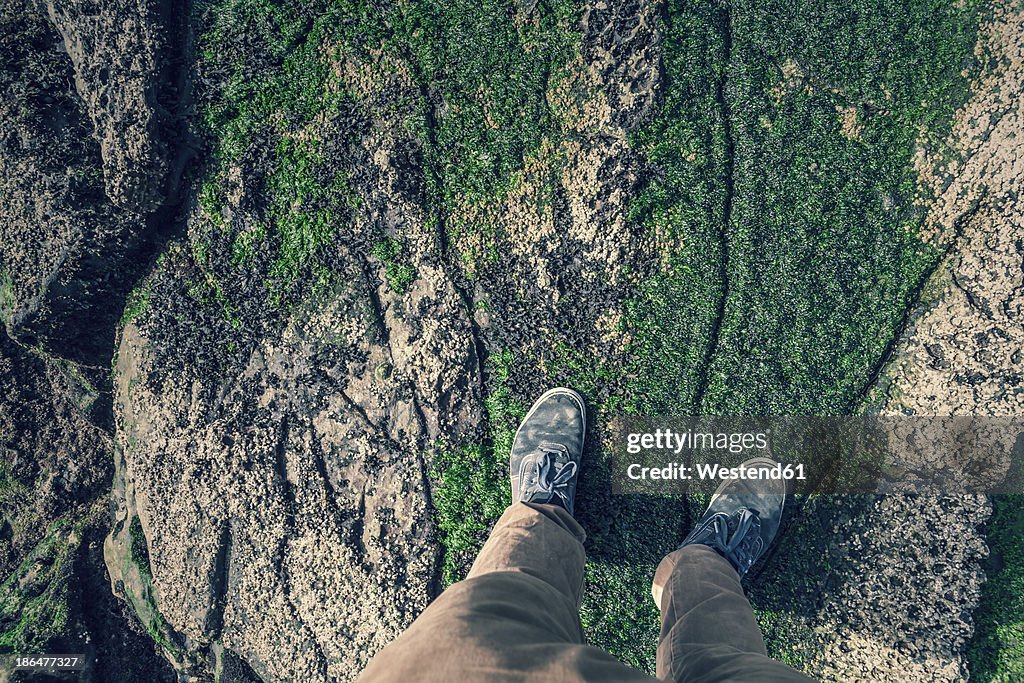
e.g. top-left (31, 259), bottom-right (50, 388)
top-left (521, 448), bottom-right (574, 511)
top-left (530, 450), bottom-right (554, 481)
top-left (724, 509), bottom-right (760, 542)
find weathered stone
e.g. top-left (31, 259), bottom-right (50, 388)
top-left (43, 0), bottom-right (182, 213)
top-left (0, 0), bottom-right (179, 366)
top-left (106, 37), bottom-right (483, 681)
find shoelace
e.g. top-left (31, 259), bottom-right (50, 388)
top-left (518, 443), bottom-right (577, 508)
top-left (704, 508), bottom-right (763, 574)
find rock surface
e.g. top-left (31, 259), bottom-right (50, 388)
top-left (0, 0), bottom-right (185, 679)
top-left (102, 0), bottom-right (673, 678)
top-left (105, 27), bottom-right (483, 678)
top-left (0, 326), bottom-right (175, 682)
top-left (0, 0), bottom-right (182, 366)
top-left (43, 0), bottom-right (183, 213)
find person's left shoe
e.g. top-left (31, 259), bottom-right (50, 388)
top-left (509, 388), bottom-right (586, 515)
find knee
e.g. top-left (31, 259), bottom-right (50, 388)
top-left (653, 544), bottom-right (740, 609)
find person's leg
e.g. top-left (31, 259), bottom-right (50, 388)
top-left (466, 500), bottom-right (586, 597)
top-left (358, 389), bottom-right (657, 683)
top-left (359, 501), bottom-right (656, 682)
top-left (653, 545), bottom-right (814, 682)
top-left (651, 458), bottom-right (815, 683)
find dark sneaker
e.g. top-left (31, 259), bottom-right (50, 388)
top-left (677, 457), bottom-right (788, 579)
top-left (509, 388), bottom-right (586, 515)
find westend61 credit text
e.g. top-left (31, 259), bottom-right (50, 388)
top-left (626, 461), bottom-right (807, 481)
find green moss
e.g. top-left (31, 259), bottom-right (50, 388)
top-left (424, 7), bottom-right (982, 670)
top-left (430, 442), bottom-right (508, 586)
top-left (186, 271), bottom-right (243, 330)
top-left (121, 282), bottom-right (152, 327)
top-left (231, 224), bottom-right (268, 267)
top-left (589, 0), bottom-right (982, 670)
top-left (371, 237), bottom-right (417, 294)
top-left (621, 0), bottom-right (730, 418)
top-left (62, 360), bottom-right (97, 396)
top-left (199, 180), bottom-right (226, 231)
top-left (118, 512), bottom-right (187, 660)
top-left (580, 560), bottom-right (661, 670)
top-left (430, 349), bottom-right (524, 586)
top-left (267, 136), bottom-right (357, 283)
top-left (402, 0), bottom-right (578, 206)
top-left (969, 494), bottom-right (1024, 681)
top-left (129, 515), bottom-right (153, 583)
top-left (623, 0), bottom-right (982, 418)
top-left (193, 0), bottom-right (579, 315)
top-left (146, 603), bottom-right (183, 658)
top-left (0, 270), bottom-right (13, 325)
top-left (195, 0), bottom-right (362, 307)
top-left (543, 342), bottom-right (618, 405)
top-left (192, 238), bottom-right (211, 270)
top-left (0, 518), bottom-right (76, 654)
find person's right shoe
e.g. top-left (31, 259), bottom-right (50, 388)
top-left (675, 457), bottom-right (788, 579)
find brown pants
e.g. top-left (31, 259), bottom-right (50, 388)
top-left (359, 503), bottom-right (814, 682)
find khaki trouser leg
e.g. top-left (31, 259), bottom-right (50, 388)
top-left (358, 502), bottom-right (657, 683)
top-left (652, 544), bottom-right (815, 683)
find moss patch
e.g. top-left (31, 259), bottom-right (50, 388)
top-left (565, 0), bottom-right (981, 671)
top-left (0, 518), bottom-right (76, 654)
top-left (431, 349), bottom-right (523, 586)
top-left (426, 0), bottom-right (984, 674)
top-left (128, 515), bottom-right (152, 582)
top-left (194, 0), bottom-right (362, 311)
top-left (969, 494), bottom-right (1024, 681)
top-left (184, 0), bottom-right (997, 676)
top-left (121, 282), bottom-right (151, 327)
top-left (371, 237), bottom-right (417, 294)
